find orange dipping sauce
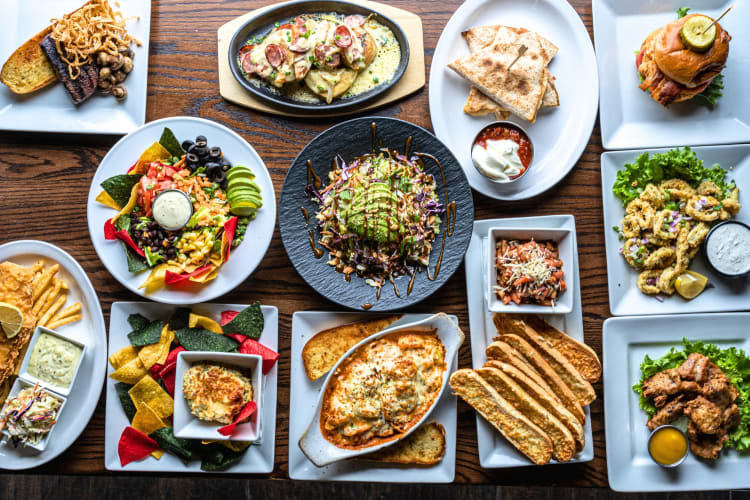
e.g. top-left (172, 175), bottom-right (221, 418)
top-left (648, 426), bottom-right (688, 466)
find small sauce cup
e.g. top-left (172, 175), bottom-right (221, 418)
top-left (470, 121), bottom-right (534, 184)
top-left (703, 220), bottom-right (750, 279)
top-left (648, 425), bottom-right (689, 468)
top-left (152, 189), bottom-right (194, 231)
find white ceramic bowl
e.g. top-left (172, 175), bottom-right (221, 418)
top-left (173, 351), bottom-right (263, 442)
top-left (18, 326), bottom-right (88, 398)
top-left (298, 312), bottom-right (464, 467)
top-left (0, 378), bottom-right (67, 452)
top-left (486, 226), bottom-right (574, 314)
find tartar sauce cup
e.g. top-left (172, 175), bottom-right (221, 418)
top-left (470, 121), bottom-right (534, 185)
top-left (647, 425), bottom-right (689, 468)
top-left (702, 220), bottom-right (750, 279)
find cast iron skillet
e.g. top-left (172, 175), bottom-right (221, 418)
top-left (228, 0), bottom-right (410, 115)
top-left (279, 117), bottom-right (474, 311)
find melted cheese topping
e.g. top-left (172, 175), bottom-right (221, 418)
top-left (320, 330), bottom-right (446, 449)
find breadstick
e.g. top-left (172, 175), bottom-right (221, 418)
top-left (46, 314), bottom-right (82, 329)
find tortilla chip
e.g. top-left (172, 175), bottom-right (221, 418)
top-left (109, 345), bottom-right (139, 370)
top-left (139, 263), bottom-right (179, 294)
top-left (132, 401), bottom-right (167, 435)
top-left (96, 190), bottom-right (122, 210)
top-left (109, 357), bottom-right (148, 384)
top-left (188, 313), bottom-right (223, 334)
top-left (151, 449), bottom-right (165, 459)
top-left (132, 142), bottom-right (171, 175)
top-left (137, 325), bottom-right (174, 369)
top-left (190, 266), bottom-right (219, 284)
top-left (201, 440), bottom-right (252, 452)
top-left (128, 375), bottom-right (174, 419)
top-left (110, 183), bottom-right (140, 225)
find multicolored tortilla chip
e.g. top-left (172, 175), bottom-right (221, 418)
top-left (96, 190), bottom-right (122, 210)
top-left (221, 310), bottom-right (239, 326)
top-left (221, 217), bottom-right (238, 261)
top-left (137, 324), bottom-right (174, 369)
top-left (132, 401), bottom-right (168, 435)
top-left (188, 313), bottom-right (223, 334)
top-left (131, 142), bottom-right (171, 175)
top-left (109, 357), bottom-right (149, 384)
top-left (217, 401), bottom-right (257, 437)
top-left (163, 264), bottom-right (213, 285)
top-left (128, 375), bottom-right (174, 419)
top-left (118, 426), bottom-right (160, 466)
top-left (239, 339), bottom-right (279, 375)
top-left (110, 183), bottom-right (140, 226)
top-left (109, 345), bottom-right (139, 370)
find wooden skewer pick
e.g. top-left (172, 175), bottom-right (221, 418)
top-left (701, 4), bottom-right (732, 34)
top-left (506, 45), bottom-right (527, 73)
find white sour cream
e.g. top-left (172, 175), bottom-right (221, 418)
top-left (153, 190), bottom-right (193, 231)
top-left (472, 139), bottom-right (524, 182)
top-left (706, 222), bottom-right (750, 275)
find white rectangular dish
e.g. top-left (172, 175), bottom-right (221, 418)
top-left (601, 145), bottom-right (750, 316)
top-left (174, 351), bottom-right (263, 442)
top-left (17, 326), bottom-right (87, 397)
top-left (593, 0), bottom-right (749, 150)
top-left (288, 312), bottom-right (458, 482)
top-left (465, 216), bottom-right (594, 467)
top-left (603, 313), bottom-right (750, 492)
top-left (0, 0), bottom-right (150, 134)
top-left (486, 226), bottom-right (574, 314)
top-left (104, 302), bottom-right (277, 473)
top-left (0, 378), bottom-right (67, 452)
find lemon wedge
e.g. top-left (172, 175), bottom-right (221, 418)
top-left (0, 301), bottom-right (24, 339)
top-left (675, 271), bottom-right (709, 300)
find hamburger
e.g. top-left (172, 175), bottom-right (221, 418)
top-left (636, 13), bottom-right (730, 107)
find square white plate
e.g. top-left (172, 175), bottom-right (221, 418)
top-left (593, 0), bottom-right (750, 150)
top-left (1, 378), bottom-right (67, 452)
top-left (104, 302), bottom-right (277, 473)
top-left (288, 312), bottom-right (457, 482)
top-left (18, 326), bottom-right (88, 397)
top-left (486, 226), bottom-right (574, 314)
top-left (465, 216), bottom-right (594, 467)
top-left (0, 0), bottom-right (150, 134)
top-left (603, 313), bottom-right (750, 492)
top-left (174, 351), bottom-right (263, 442)
top-left (601, 145), bottom-right (750, 316)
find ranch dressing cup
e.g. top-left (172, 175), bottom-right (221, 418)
top-left (703, 220), bottom-right (750, 278)
top-left (153, 189), bottom-right (193, 231)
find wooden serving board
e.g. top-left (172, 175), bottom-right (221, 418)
top-left (216, 0), bottom-right (425, 118)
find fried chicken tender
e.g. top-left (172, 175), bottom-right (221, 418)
top-left (684, 396), bottom-right (723, 435)
top-left (643, 368), bottom-right (681, 407)
top-left (647, 395), bottom-right (685, 430)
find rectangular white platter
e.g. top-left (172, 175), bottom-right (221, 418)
top-left (0, 0), bottom-right (150, 134)
top-left (603, 313), bottom-right (750, 492)
top-left (601, 145), bottom-right (750, 316)
top-left (593, 0), bottom-right (750, 150)
top-left (104, 302), bottom-right (277, 473)
top-left (288, 312), bottom-right (457, 483)
top-left (465, 216), bottom-right (594, 467)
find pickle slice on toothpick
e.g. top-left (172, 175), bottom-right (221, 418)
top-left (680, 15), bottom-right (716, 52)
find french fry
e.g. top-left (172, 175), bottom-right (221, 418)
top-left (40, 281), bottom-right (62, 315)
top-left (57, 277), bottom-right (69, 291)
top-left (46, 314), bottom-right (82, 329)
top-left (32, 263), bottom-right (59, 301)
top-left (39, 294), bottom-right (66, 327)
top-left (51, 302), bottom-right (81, 323)
top-left (32, 287), bottom-right (53, 316)
top-left (30, 261), bottom-right (45, 274)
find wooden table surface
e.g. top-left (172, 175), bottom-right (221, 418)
top-left (0, 0), bottom-right (610, 487)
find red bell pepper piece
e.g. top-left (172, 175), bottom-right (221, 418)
top-left (223, 216), bottom-right (238, 261)
top-left (217, 401), bottom-right (257, 437)
top-left (104, 219), bottom-right (146, 258)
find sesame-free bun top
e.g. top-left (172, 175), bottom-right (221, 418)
top-left (653, 13), bottom-right (730, 88)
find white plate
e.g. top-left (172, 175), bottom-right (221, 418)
top-left (465, 216), bottom-right (594, 467)
top-left (289, 312), bottom-right (457, 482)
top-left (0, 0), bottom-right (150, 134)
top-left (104, 302), bottom-right (277, 473)
top-left (593, 0), bottom-right (750, 150)
top-left (0, 240), bottom-right (107, 470)
top-left (429, 0), bottom-right (598, 200)
top-left (603, 313), bottom-right (750, 492)
top-left (601, 145), bottom-right (750, 316)
top-left (87, 117), bottom-right (276, 304)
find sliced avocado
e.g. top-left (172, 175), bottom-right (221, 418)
top-left (228, 187), bottom-right (262, 204)
top-left (230, 202), bottom-right (259, 217)
top-left (186, 206), bottom-right (210, 228)
top-left (342, 182), bottom-right (403, 243)
top-left (227, 177), bottom-right (261, 193)
top-left (226, 166), bottom-right (255, 180)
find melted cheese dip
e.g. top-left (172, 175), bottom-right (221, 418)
top-left (320, 330), bottom-right (445, 449)
top-left (27, 332), bottom-right (82, 388)
top-left (706, 222), bottom-right (750, 275)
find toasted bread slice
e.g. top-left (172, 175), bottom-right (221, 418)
top-left (450, 369), bottom-right (552, 465)
top-left (499, 334), bottom-right (585, 424)
top-left (497, 314), bottom-right (601, 383)
top-left (484, 360), bottom-right (585, 453)
top-left (0, 26), bottom-right (56, 94)
top-left (363, 422), bottom-right (446, 465)
top-left (302, 315), bottom-right (402, 380)
top-left (485, 340), bottom-right (558, 398)
top-left (477, 366), bottom-right (576, 462)
top-left (507, 323), bottom-right (596, 406)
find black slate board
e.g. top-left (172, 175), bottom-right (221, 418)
top-left (279, 117), bottom-right (474, 311)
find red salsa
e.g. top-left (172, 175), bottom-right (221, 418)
top-left (474, 124), bottom-right (533, 169)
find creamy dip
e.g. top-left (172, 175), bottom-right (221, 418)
top-left (472, 139), bottom-right (524, 182)
top-left (153, 189), bottom-right (193, 231)
top-left (706, 222), bottom-right (750, 275)
top-left (28, 332), bottom-right (83, 388)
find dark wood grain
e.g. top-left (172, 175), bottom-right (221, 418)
top-left (1, 0), bottom-right (611, 487)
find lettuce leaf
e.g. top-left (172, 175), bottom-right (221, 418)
top-left (612, 146), bottom-right (735, 206)
top-left (633, 339), bottom-right (750, 452)
top-left (677, 6), bottom-right (690, 18)
top-left (698, 72), bottom-right (724, 106)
